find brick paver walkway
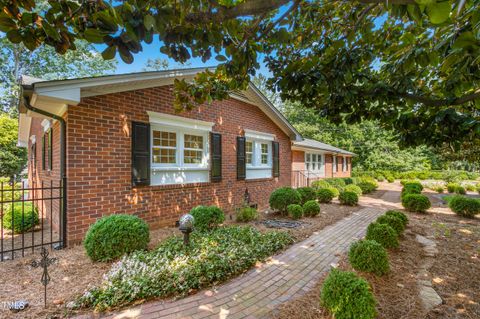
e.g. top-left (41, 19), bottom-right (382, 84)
top-left (83, 189), bottom-right (397, 319)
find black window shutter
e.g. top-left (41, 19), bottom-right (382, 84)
top-left (132, 121), bottom-right (151, 186)
top-left (237, 136), bottom-right (246, 180)
top-left (42, 134), bottom-right (46, 170)
top-left (272, 141), bottom-right (280, 177)
top-left (48, 129), bottom-right (53, 170)
top-left (210, 132), bottom-right (222, 182)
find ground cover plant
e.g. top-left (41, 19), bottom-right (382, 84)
top-left (348, 240), bottom-right (390, 276)
top-left (366, 222), bottom-right (399, 249)
top-left (76, 226), bottom-right (293, 311)
top-left (448, 196), bottom-right (480, 218)
top-left (269, 187), bottom-right (301, 215)
top-left (320, 269), bottom-right (377, 319)
top-left (189, 205), bottom-right (225, 231)
top-left (83, 214), bottom-right (150, 262)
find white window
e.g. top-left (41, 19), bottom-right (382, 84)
top-left (148, 112), bottom-right (214, 185)
top-left (343, 156), bottom-right (347, 172)
top-left (245, 129), bottom-right (274, 179)
top-left (333, 156), bottom-right (337, 173)
top-left (305, 152), bottom-right (325, 176)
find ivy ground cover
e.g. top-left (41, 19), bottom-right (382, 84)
top-left (77, 226), bottom-right (293, 311)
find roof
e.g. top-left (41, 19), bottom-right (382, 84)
top-left (293, 138), bottom-right (355, 156)
top-left (18, 68), bottom-right (302, 145)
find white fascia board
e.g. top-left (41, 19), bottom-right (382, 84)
top-left (17, 113), bottom-right (32, 147)
top-left (147, 111), bottom-right (214, 131)
top-left (34, 87), bottom-right (80, 105)
top-left (292, 145), bottom-right (336, 154)
top-left (244, 129), bottom-right (275, 141)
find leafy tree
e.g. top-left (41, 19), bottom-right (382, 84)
top-left (0, 34), bottom-right (116, 115)
top-left (0, 0), bottom-right (478, 151)
top-left (0, 114), bottom-right (27, 179)
top-left (142, 58), bottom-right (170, 71)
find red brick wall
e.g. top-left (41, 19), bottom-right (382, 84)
top-left (291, 152), bottom-right (352, 186)
top-left (66, 86), bottom-right (292, 244)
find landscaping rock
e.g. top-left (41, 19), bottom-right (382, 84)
top-left (419, 286), bottom-right (443, 311)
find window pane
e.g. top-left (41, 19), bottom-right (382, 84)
top-left (246, 141), bottom-right (253, 164)
top-left (246, 153), bottom-right (253, 165)
top-left (152, 148), bottom-right (176, 163)
top-left (184, 149), bottom-right (203, 164)
top-left (153, 130), bottom-right (176, 147)
top-left (261, 143), bottom-right (268, 164)
top-left (306, 154), bottom-right (311, 162)
top-left (184, 134), bottom-right (203, 149)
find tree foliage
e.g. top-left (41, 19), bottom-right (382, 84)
top-left (0, 114), bottom-right (27, 179)
top-left (0, 0), bottom-right (478, 150)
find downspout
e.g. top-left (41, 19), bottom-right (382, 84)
top-left (23, 97), bottom-right (67, 249)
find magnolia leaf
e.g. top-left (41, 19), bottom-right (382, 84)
top-left (215, 55), bottom-right (227, 62)
top-left (6, 29), bottom-right (22, 43)
top-left (0, 16), bottom-right (16, 32)
top-left (426, 2), bottom-right (451, 24)
top-left (144, 15), bottom-right (156, 31)
top-left (119, 48), bottom-right (134, 64)
top-left (84, 28), bottom-right (106, 44)
top-left (452, 32), bottom-right (478, 49)
top-left (101, 45), bottom-right (117, 60)
top-left (42, 22), bottom-right (61, 41)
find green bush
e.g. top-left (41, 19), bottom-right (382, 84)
top-left (303, 200), bottom-right (320, 217)
top-left (403, 181), bottom-right (423, 191)
top-left (376, 175), bottom-right (385, 182)
top-left (343, 177), bottom-right (354, 185)
top-left (269, 187), bottom-right (301, 214)
top-left (376, 214), bottom-right (405, 235)
top-left (236, 206), bottom-right (258, 222)
top-left (387, 176), bottom-right (395, 183)
top-left (454, 186), bottom-right (466, 195)
top-left (447, 183), bottom-right (459, 193)
top-left (401, 194), bottom-right (431, 213)
top-left (297, 187), bottom-right (317, 205)
top-left (190, 205), bottom-right (225, 231)
top-left (83, 214), bottom-right (150, 262)
top-left (338, 191), bottom-right (359, 206)
top-left (2, 202), bottom-right (39, 233)
top-left (348, 240), bottom-right (390, 275)
top-left (385, 210), bottom-right (408, 227)
top-left (435, 186), bottom-right (444, 193)
top-left (477, 184), bottom-right (480, 194)
top-left (355, 176), bottom-right (378, 194)
top-left (325, 178), bottom-right (346, 190)
top-left (317, 188), bottom-right (335, 203)
top-left (448, 196), bottom-right (480, 218)
top-left (287, 204), bottom-right (303, 220)
top-left (464, 184), bottom-right (476, 192)
top-left (366, 222), bottom-right (399, 249)
top-left (77, 226), bottom-right (293, 311)
top-left (320, 269), bottom-right (377, 319)
top-left (344, 184), bottom-right (362, 197)
top-left (311, 180), bottom-right (331, 190)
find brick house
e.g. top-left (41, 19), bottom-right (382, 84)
top-left (17, 69), bottom-right (353, 244)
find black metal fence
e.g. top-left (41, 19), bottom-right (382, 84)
top-left (0, 180), bottom-right (65, 261)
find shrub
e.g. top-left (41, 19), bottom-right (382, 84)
top-left (344, 184), bottom-right (362, 197)
top-left (366, 222), bottom-right (399, 249)
top-left (464, 184), bottom-right (476, 192)
top-left (338, 191), bottom-right (358, 206)
top-left (385, 210), bottom-right (408, 227)
top-left (303, 200), bottom-right (320, 217)
top-left (447, 183), bottom-right (459, 193)
top-left (403, 181), bottom-right (423, 191)
top-left (454, 186), bottom-right (466, 195)
top-left (343, 177), bottom-right (354, 185)
top-left (376, 175), bottom-right (385, 182)
top-left (287, 204), bottom-right (303, 220)
top-left (435, 186), bottom-right (444, 193)
top-left (348, 240), bottom-right (390, 275)
top-left (311, 180), bottom-right (331, 190)
top-left (325, 178), bottom-right (346, 190)
top-left (401, 194), bottom-right (431, 213)
top-left (317, 188), bottom-right (335, 203)
top-left (320, 269), bottom-right (377, 319)
top-left (477, 184), bottom-right (480, 194)
top-left (297, 187), bottom-right (317, 205)
top-left (84, 214), bottom-right (150, 262)
top-left (355, 177), bottom-right (378, 194)
top-left (269, 187), bottom-right (301, 214)
top-left (236, 206), bottom-right (258, 222)
top-left (376, 214), bottom-right (405, 235)
top-left (448, 196), bottom-right (480, 218)
top-left (189, 206), bottom-right (225, 231)
top-left (78, 226), bottom-right (293, 311)
top-left (387, 176), bottom-right (395, 183)
top-left (2, 202), bottom-right (39, 233)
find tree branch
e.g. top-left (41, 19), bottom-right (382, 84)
top-left (398, 89), bottom-right (480, 107)
top-left (186, 0), bottom-right (291, 23)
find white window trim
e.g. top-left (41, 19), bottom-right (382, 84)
top-left (343, 156), bottom-right (347, 172)
top-left (244, 129), bottom-right (275, 141)
top-left (147, 111), bottom-right (214, 132)
top-left (333, 156), bottom-right (337, 173)
top-left (246, 139), bottom-right (272, 169)
top-left (305, 152), bottom-right (325, 175)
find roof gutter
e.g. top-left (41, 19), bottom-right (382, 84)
top-left (23, 97), bottom-right (67, 248)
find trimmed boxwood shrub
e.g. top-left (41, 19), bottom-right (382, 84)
top-left (454, 186), bottom-right (466, 195)
top-left (348, 240), bottom-right (390, 275)
top-left (236, 206), bottom-right (258, 222)
top-left (320, 269), bottom-right (377, 319)
top-left (317, 188), bottom-right (335, 203)
top-left (356, 177), bottom-right (378, 194)
top-left (338, 191), bottom-right (358, 206)
top-left (84, 214), bottom-right (150, 262)
top-left (447, 183), bottom-right (459, 193)
top-left (387, 176), bottom-right (395, 183)
top-left (376, 175), bottom-right (385, 182)
top-left (297, 187), bottom-right (317, 205)
top-left (403, 181), bottom-right (423, 191)
top-left (311, 180), bottom-right (331, 190)
top-left (190, 205), bottom-right (225, 231)
top-left (287, 204), bottom-right (303, 220)
top-left (385, 210), bottom-right (408, 227)
top-left (376, 214), bottom-right (405, 235)
top-left (402, 184), bottom-right (422, 195)
top-left (269, 187), bottom-right (301, 214)
top-left (343, 177), bottom-right (354, 185)
top-left (325, 178), bottom-right (346, 190)
top-left (435, 186), bottom-right (444, 193)
top-left (303, 200), bottom-right (320, 217)
top-left (401, 194), bottom-right (431, 213)
top-left (344, 184), bottom-right (362, 197)
top-left (366, 222), bottom-right (399, 249)
top-left (448, 196), bottom-right (480, 218)
top-left (2, 202), bottom-right (39, 233)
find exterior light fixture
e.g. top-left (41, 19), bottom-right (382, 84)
top-left (178, 214), bottom-right (194, 246)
